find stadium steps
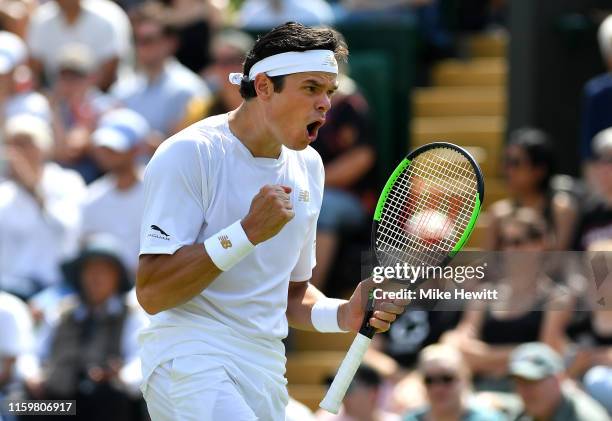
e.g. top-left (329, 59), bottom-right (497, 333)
top-left (432, 57), bottom-right (507, 87)
top-left (468, 33), bottom-right (508, 58)
top-left (291, 329), bottom-right (355, 352)
top-left (287, 384), bottom-right (327, 412)
top-left (411, 116), bottom-right (504, 177)
top-left (285, 351), bottom-right (346, 385)
top-left (410, 32), bottom-right (509, 250)
top-left (413, 87), bottom-right (506, 117)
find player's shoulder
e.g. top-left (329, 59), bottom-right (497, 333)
top-left (294, 145), bottom-right (324, 170)
top-left (150, 114), bottom-right (233, 165)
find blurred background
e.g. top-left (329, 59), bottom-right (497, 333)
top-left (1, 0), bottom-right (612, 420)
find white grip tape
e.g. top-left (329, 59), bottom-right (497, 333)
top-left (319, 333), bottom-right (372, 413)
top-left (311, 298), bottom-right (348, 333)
top-left (204, 220), bottom-right (255, 271)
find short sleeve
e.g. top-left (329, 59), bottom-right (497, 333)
top-left (289, 215), bottom-right (317, 282)
top-left (139, 138), bottom-right (208, 255)
top-left (290, 153), bottom-right (324, 282)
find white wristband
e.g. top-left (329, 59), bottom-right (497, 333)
top-left (204, 220), bottom-right (255, 271)
top-left (311, 298), bottom-right (349, 333)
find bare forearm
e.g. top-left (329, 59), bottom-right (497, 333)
top-left (325, 146), bottom-right (375, 188)
top-left (136, 244), bottom-right (222, 314)
top-left (459, 339), bottom-right (514, 374)
top-left (286, 282), bottom-right (327, 331)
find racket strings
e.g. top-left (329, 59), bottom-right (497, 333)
top-left (376, 147), bottom-right (478, 269)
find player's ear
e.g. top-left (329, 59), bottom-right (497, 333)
top-left (253, 73), bottom-right (273, 101)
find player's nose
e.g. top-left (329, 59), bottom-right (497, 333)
top-left (316, 93), bottom-right (332, 113)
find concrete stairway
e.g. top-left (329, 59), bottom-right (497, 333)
top-left (411, 33), bottom-right (509, 248)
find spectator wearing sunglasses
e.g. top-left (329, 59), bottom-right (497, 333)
top-left (179, 29), bottom-right (255, 129)
top-left (573, 128), bottom-right (612, 250)
top-left (485, 128), bottom-right (576, 250)
top-left (403, 344), bottom-right (503, 421)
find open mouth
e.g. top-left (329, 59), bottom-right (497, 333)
top-left (306, 120), bottom-right (324, 141)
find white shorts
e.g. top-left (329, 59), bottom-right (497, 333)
top-left (143, 354), bottom-right (288, 421)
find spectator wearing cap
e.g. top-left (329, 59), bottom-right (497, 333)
top-left (0, 114), bottom-right (85, 299)
top-left (180, 29), bottom-right (255, 129)
top-left (110, 5), bottom-right (209, 139)
top-left (26, 0), bottom-right (130, 91)
top-left (572, 128), bottom-right (612, 250)
top-left (403, 344), bottom-right (503, 421)
top-left (316, 364), bottom-right (401, 421)
top-left (0, 31), bottom-right (51, 128)
top-left (50, 43), bottom-right (118, 184)
top-left (28, 234), bottom-right (148, 421)
top-left (81, 108), bottom-right (149, 277)
top-left (507, 343), bottom-right (609, 421)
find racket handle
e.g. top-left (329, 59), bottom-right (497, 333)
top-left (319, 333), bottom-right (372, 414)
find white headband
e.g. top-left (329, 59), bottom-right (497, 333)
top-left (229, 49), bottom-right (338, 85)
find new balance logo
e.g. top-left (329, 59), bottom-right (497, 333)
top-left (219, 235), bottom-right (232, 249)
top-left (151, 225), bottom-right (170, 237)
top-left (298, 190), bottom-right (310, 202)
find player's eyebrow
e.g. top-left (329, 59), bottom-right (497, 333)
top-left (303, 79), bottom-right (339, 92)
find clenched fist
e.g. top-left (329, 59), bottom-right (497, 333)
top-left (241, 185), bottom-right (295, 245)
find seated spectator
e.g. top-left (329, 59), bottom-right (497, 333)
top-left (26, 0), bottom-right (130, 91)
top-left (573, 130), bottom-right (612, 250)
top-left (309, 72), bottom-right (376, 291)
top-left (137, 0), bottom-right (223, 73)
top-left (81, 108), bottom-right (150, 276)
top-left (0, 114), bottom-right (85, 299)
top-left (316, 364), bottom-right (401, 421)
top-left (580, 15), bottom-right (612, 164)
top-left (50, 43), bottom-right (118, 183)
top-left (443, 208), bottom-right (556, 392)
top-left (27, 234), bottom-right (147, 421)
top-left (541, 239), bottom-right (612, 414)
top-left (0, 31), bottom-right (51, 127)
top-left (238, 0), bottom-right (334, 30)
top-left (111, 5), bottom-right (210, 139)
top-left (485, 128), bottom-right (576, 250)
top-left (507, 343), bottom-right (609, 421)
top-left (403, 344), bottom-right (504, 421)
top-left (180, 29), bottom-right (255, 128)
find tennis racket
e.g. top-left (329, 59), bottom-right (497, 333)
top-left (319, 142), bottom-right (485, 413)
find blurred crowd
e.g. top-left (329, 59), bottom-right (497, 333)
top-left (0, 0), bottom-right (611, 420)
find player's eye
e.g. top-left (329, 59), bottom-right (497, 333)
top-left (305, 86), bottom-right (317, 93)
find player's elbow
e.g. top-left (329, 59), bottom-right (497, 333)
top-left (136, 284), bottom-right (161, 315)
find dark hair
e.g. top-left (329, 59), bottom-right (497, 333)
top-left (129, 3), bottom-right (178, 38)
top-left (507, 127), bottom-right (556, 192)
top-left (239, 22), bottom-right (348, 100)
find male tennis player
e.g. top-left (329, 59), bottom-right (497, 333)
top-left (136, 22), bottom-right (405, 420)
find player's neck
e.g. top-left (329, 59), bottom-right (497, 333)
top-left (228, 102), bottom-right (283, 159)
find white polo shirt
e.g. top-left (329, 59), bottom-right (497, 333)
top-left (138, 113), bottom-right (323, 393)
